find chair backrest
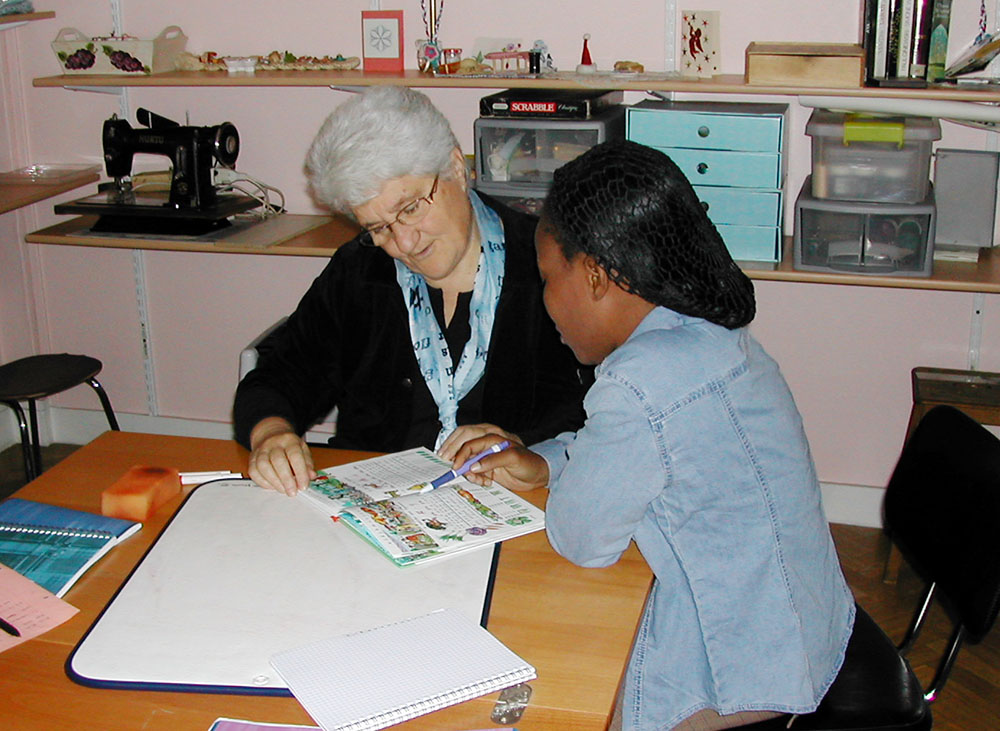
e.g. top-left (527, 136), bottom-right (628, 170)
top-left (884, 404), bottom-right (1000, 642)
top-left (236, 316), bottom-right (338, 434)
top-left (238, 317), bottom-right (289, 382)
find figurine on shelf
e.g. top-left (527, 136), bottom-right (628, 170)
top-left (416, 0), bottom-right (444, 73)
top-left (416, 37), bottom-right (441, 73)
top-left (532, 39), bottom-right (557, 72)
top-left (576, 33), bottom-right (596, 74)
top-left (484, 42), bottom-right (530, 73)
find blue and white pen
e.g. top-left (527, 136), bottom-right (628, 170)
top-left (418, 440), bottom-right (512, 493)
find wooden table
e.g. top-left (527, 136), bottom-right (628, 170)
top-left (1, 431), bottom-right (652, 730)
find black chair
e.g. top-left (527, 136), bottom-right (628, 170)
top-left (741, 404), bottom-right (1000, 730)
top-left (0, 354), bottom-right (119, 482)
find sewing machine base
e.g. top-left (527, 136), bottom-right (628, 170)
top-left (55, 190), bottom-right (261, 236)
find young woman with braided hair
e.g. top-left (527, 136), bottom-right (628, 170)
top-left (452, 140), bottom-right (855, 731)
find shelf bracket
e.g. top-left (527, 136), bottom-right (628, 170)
top-left (969, 292), bottom-right (985, 371)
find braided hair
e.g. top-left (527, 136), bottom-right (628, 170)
top-left (540, 139), bottom-right (755, 329)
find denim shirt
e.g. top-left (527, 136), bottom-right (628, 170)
top-left (532, 307), bottom-right (855, 730)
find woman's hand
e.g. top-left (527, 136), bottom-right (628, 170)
top-left (438, 423), bottom-right (520, 461)
top-left (451, 435), bottom-right (550, 492)
top-left (248, 417), bottom-right (316, 496)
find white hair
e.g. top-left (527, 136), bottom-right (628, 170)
top-left (305, 87), bottom-right (461, 214)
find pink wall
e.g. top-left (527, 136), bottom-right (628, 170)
top-left (2, 0), bottom-right (998, 491)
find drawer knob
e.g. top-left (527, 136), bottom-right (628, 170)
top-left (697, 162), bottom-right (709, 175)
top-left (701, 200), bottom-right (710, 212)
top-left (697, 125), bottom-right (711, 138)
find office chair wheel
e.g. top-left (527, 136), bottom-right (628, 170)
top-left (0, 353), bottom-right (120, 483)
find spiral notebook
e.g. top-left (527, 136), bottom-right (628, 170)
top-left (270, 608), bottom-right (536, 731)
top-left (0, 498), bottom-right (141, 597)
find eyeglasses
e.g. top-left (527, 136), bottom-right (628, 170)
top-left (356, 175), bottom-right (439, 248)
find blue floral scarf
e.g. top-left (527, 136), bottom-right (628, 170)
top-left (394, 191), bottom-right (505, 448)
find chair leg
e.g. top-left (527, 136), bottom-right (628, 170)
top-left (27, 399), bottom-right (43, 480)
top-left (86, 377), bottom-right (120, 431)
top-left (883, 402), bottom-right (926, 584)
top-left (923, 623), bottom-right (967, 703)
top-left (882, 547), bottom-right (905, 584)
top-left (898, 581), bottom-right (936, 655)
top-left (2, 399), bottom-right (38, 482)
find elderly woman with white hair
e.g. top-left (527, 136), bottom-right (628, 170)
top-left (234, 86), bottom-right (588, 496)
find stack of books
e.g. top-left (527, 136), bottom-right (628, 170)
top-left (861, 0), bottom-right (952, 85)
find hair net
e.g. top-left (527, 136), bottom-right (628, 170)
top-left (541, 139), bottom-right (755, 329)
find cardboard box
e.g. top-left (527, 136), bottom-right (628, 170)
top-left (745, 42), bottom-right (865, 88)
top-left (479, 89), bottom-right (623, 119)
top-left (52, 25), bottom-right (187, 75)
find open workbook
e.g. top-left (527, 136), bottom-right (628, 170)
top-left (300, 447), bottom-right (544, 566)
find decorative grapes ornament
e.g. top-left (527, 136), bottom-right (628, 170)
top-left (103, 46), bottom-right (148, 73)
top-left (59, 44), bottom-right (96, 70)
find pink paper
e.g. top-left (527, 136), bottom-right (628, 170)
top-left (0, 564), bottom-right (79, 653)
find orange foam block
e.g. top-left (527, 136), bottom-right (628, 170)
top-left (101, 465), bottom-right (181, 521)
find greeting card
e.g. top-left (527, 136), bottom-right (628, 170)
top-left (681, 10), bottom-right (720, 77)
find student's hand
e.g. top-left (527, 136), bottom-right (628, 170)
top-left (248, 417), bottom-right (316, 496)
top-left (452, 435), bottom-right (550, 492)
top-left (438, 423), bottom-right (521, 461)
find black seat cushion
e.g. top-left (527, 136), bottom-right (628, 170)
top-left (738, 605), bottom-right (930, 730)
top-left (0, 354), bottom-right (103, 401)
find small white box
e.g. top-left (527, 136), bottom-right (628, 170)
top-left (934, 148), bottom-right (1000, 250)
top-left (51, 26), bottom-right (187, 75)
top-left (806, 110), bottom-right (940, 204)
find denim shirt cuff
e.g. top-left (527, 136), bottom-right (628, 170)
top-left (530, 436), bottom-right (571, 487)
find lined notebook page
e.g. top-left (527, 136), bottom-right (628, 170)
top-left (270, 608), bottom-right (536, 731)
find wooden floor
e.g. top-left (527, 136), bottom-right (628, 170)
top-left (829, 522), bottom-right (1000, 729)
top-left (1, 443), bottom-right (998, 727)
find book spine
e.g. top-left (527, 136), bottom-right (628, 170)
top-left (886, 0), bottom-right (901, 76)
top-left (896, 0), bottom-right (915, 77)
top-left (926, 0), bottom-right (953, 81)
top-left (0, 521), bottom-right (112, 540)
top-left (909, 0), bottom-right (934, 77)
top-left (873, 0), bottom-right (892, 77)
top-left (862, 0), bottom-right (878, 82)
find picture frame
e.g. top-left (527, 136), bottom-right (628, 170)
top-left (361, 10), bottom-right (405, 72)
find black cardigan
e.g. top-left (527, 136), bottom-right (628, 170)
top-left (233, 193), bottom-right (588, 452)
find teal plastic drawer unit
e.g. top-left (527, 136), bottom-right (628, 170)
top-left (695, 187), bottom-right (782, 226)
top-left (716, 225), bottom-right (783, 262)
top-left (626, 100), bottom-right (788, 263)
top-left (628, 102), bottom-right (784, 152)
top-left (667, 148), bottom-right (782, 189)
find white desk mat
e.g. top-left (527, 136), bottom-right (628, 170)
top-left (67, 480), bottom-right (497, 694)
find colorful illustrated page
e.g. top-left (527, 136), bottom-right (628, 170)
top-left (342, 481), bottom-right (541, 563)
top-left (304, 448), bottom-right (451, 514)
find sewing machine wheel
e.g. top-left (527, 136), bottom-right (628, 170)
top-left (214, 123), bottom-right (240, 167)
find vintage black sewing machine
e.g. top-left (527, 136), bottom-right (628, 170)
top-left (56, 108), bottom-right (261, 236)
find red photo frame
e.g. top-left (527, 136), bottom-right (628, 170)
top-left (361, 10), bottom-right (405, 72)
